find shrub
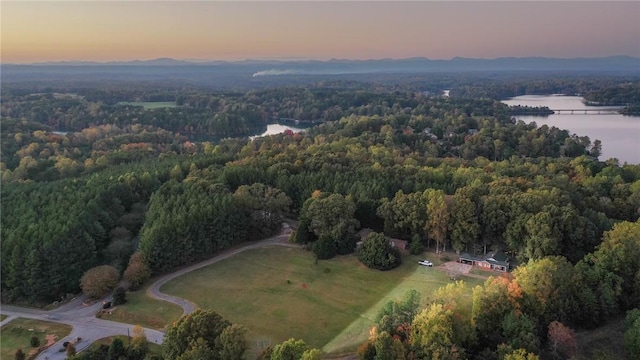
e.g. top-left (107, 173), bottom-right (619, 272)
top-left (30, 335), bottom-right (40, 348)
top-left (312, 234), bottom-right (337, 260)
top-left (112, 286), bottom-right (127, 306)
top-left (66, 343), bottom-right (76, 356)
top-left (14, 349), bottom-right (25, 360)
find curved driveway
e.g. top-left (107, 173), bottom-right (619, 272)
top-left (1, 226), bottom-right (298, 359)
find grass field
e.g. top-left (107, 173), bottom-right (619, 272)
top-left (161, 246), bottom-right (483, 355)
top-left (0, 315), bottom-right (7, 322)
top-left (0, 318), bottom-right (72, 360)
top-left (98, 285), bottom-right (182, 330)
top-left (117, 101), bottom-right (178, 109)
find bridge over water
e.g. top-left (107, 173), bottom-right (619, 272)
top-left (551, 109), bottom-right (622, 115)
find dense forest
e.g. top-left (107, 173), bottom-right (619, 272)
top-left (1, 77), bottom-right (639, 359)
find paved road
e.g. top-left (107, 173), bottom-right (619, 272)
top-left (1, 225), bottom-right (298, 359)
top-left (1, 299), bottom-right (164, 360)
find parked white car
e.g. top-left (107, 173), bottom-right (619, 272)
top-left (418, 260), bottom-right (433, 267)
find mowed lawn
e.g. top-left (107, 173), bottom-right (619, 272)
top-left (161, 246), bottom-right (484, 354)
top-left (0, 318), bottom-right (72, 359)
top-left (117, 101), bottom-right (178, 109)
top-left (99, 284), bottom-right (183, 330)
top-left (323, 256), bottom-right (484, 354)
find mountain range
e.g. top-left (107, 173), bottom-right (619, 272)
top-left (3, 56), bottom-right (638, 87)
top-left (12, 55), bottom-right (638, 73)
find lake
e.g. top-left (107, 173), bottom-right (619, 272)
top-left (249, 123), bottom-right (305, 139)
top-left (501, 95), bottom-right (640, 164)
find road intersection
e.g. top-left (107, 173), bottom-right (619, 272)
top-left (1, 226), bottom-right (296, 359)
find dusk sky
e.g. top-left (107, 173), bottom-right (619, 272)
top-left (2, 1), bottom-right (639, 64)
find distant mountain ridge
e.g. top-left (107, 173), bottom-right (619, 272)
top-left (3, 56), bottom-right (638, 86)
top-left (17, 55), bottom-right (640, 70)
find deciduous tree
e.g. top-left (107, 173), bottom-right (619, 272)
top-left (215, 324), bottom-right (248, 360)
top-left (271, 338), bottom-right (308, 360)
top-left (80, 265), bottom-right (119, 299)
top-left (424, 189), bottom-right (449, 253)
top-left (547, 321), bottom-right (576, 360)
top-left (410, 303), bottom-right (463, 359)
top-left (358, 232), bottom-right (401, 271)
top-left (163, 309), bottom-right (231, 360)
top-left (123, 252), bottom-right (151, 291)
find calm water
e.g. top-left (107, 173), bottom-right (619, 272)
top-left (249, 123), bottom-right (305, 139)
top-left (502, 95), bottom-right (640, 164)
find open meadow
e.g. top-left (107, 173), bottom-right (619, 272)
top-left (116, 101), bottom-right (178, 109)
top-left (161, 246), bottom-right (485, 355)
top-left (0, 318), bottom-right (72, 359)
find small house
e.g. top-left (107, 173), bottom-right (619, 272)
top-left (459, 251), bottom-right (509, 272)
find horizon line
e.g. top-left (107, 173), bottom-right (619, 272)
top-left (3, 54), bottom-right (639, 66)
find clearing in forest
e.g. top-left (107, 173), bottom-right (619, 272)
top-left (161, 246), bottom-right (483, 355)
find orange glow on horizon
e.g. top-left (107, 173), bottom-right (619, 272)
top-left (2, 1), bottom-right (639, 64)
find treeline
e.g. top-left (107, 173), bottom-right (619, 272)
top-left (0, 93), bottom-right (266, 137)
top-left (583, 83), bottom-right (640, 105)
top-left (449, 76), bottom-right (640, 100)
top-left (0, 176), bottom-right (152, 303)
top-left (1, 120), bottom-right (193, 181)
top-left (0, 155), bottom-right (232, 304)
top-left (508, 105), bottom-right (553, 116)
top-left (139, 180), bottom-right (290, 273)
top-left (583, 83), bottom-right (640, 115)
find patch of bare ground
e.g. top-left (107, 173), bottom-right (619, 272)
top-left (436, 261), bottom-right (493, 281)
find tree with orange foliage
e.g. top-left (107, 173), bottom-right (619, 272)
top-left (123, 252), bottom-right (151, 290)
top-left (547, 321), bottom-right (576, 360)
top-left (472, 276), bottom-right (524, 348)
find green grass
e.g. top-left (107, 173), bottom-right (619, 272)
top-left (162, 246), bottom-right (483, 355)
top-left (98, 284), bottom-right (182, 330)
top-left (469, 268), bottom-right (495, 277)
top-left (117, 101), bottom-right (178, 109)
top-left (0, 318), bottom-right (72, 360)
top-left (0, 315), bottom-right (7, 322)
top-left (323, 256), bottom-right (483, 354)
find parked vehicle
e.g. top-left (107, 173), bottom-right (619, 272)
top-left (418, 260), bottom-right (433, 267)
